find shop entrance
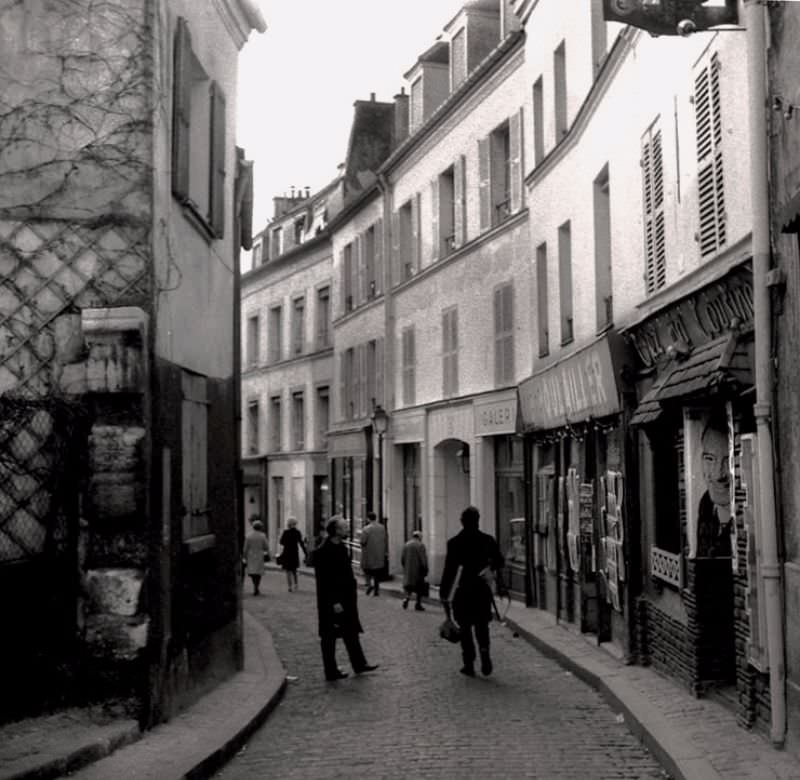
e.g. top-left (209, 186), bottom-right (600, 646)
top-left (432, 438), bottom-right (471, 577)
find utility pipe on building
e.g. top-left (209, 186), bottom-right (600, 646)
top-left (743, 0), bottom-right (786, 747)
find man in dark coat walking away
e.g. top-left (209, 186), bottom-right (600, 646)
top-left (439, 505), bottom-right (504, 677)
top-left (313, 515), bottom-right (379, 682)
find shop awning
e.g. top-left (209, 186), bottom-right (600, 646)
top-left (630, 331), bottom-right (753, 426)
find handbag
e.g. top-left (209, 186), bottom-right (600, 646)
top-left (439, 616), bottom-right (461, 643)
top-left (276, 553), bottom-right (284, 566)
top-left (419, 580), bottom-right (430, 598)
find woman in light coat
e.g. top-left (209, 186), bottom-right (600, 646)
top-left (243, 520), bottom-right (269, 596)
top-left (401, 531), bottom-right (428, 610)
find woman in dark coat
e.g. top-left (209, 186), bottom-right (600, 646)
top-left (313, 516), bottom-right (378, 681)
top-left (279, 517), bottom-right (307, 592)
top-left (439, 505), bottom-right (504, 677)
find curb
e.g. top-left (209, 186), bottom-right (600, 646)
top-left (184, 611), bottom-right (288, 780)
top-left (2, 721), bottom-right (141, 780)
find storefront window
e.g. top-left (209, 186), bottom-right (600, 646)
top-left (402, 444), bottom-right (421, 540)
top-left (495, 436), bottom-right (526, 598)
top-left (649, 423), bottom-right (681, 554)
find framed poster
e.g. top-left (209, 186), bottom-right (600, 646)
top-left (684, 404), bottom-right (735, 559)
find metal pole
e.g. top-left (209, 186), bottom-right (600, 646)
top-left (743, 0), bottom-right (786, 747)
top-left (378, 432), bottom-right (384, 523)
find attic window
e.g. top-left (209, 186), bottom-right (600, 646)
top-left (294, 216), bottom-right (305, 245)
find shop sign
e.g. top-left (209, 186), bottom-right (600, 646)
top-left (628, 266), bottom-right (753, 369)
top-left (474, 393), bottom-right (518, 437)
top-left (518, 336), bottom-right (621, 430)
top-left (392, 412), bottom-right (425, 443)
top-left (429, 403), bottom-right (473, 446)
top-left (328, 430), bottom-right (366, 458)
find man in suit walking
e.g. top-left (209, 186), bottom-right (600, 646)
top-left (439, 506), bottom-right (504, 677)
top-left (313, 515), bottom-right (379, 682)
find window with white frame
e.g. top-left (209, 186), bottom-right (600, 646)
top-left (533, 76), bottom-right (544, 165)
top-left (494, 283), bottom-right (514, 386)
top-left (442, 307), bottom-right (459, 398)
top-left (343, 242), bottom-right (354, 312)
top-left (558, 220), bottom-right (573, 345)
top-left (642, 122), bottom-right (666, 295)
top-left (364, 225), bottom-right (377, 299)
top-left (172, 17), bottom-right (225, 239)
top-left (479, 111), bottom-right (523, 232)
top-left (270, 394), bottom-right (282, 451)
top-left (292, 390), bottom-right (305, 450)
top-left (292, 296), bottom-right (305, 355)
top-left (316, 386), bottom-right (329, 448)
top-left (536, 242), bottom-right (549, 357)
top-left (401, 326), bottom-right (415, 407)
top-left (246, 314), bottom-right (259, 368)
top-left (554, 40), bottom-right (567, 139)
top-left (434, 165), bottom-right (456, 259)
top-left (247, 399), bottom-right (259, 455)
top-left (269, 305), bottom-right (282, 363)
top-left (695, 52), bottom-right (726, 258)
top-left (316, 285), bottom-right (331, 348)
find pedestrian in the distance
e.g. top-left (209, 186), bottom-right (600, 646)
top-left (313, 515), bottom-right (379, 682)
top-left (279, 516), bottom-right (307, 592)
top-left (360, 511), bottom-right (386, 596)
top-left (439, 506), bottom-right (504, 677)
top-left (401, 530), bottom-right (428, 611)
top-left (243, 519), bottom-right (269, 596)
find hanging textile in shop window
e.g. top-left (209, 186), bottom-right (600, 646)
top-left (566, 468), bottom-right (580, 573)
top-left (580, 482), bottom-right (596, 573)
top-left (557, 476), bottom-right (566, 571)
top-left (601, 470), bottom-right (624, 612)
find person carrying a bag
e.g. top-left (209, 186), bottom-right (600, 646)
top-left (439, 505), bottom-right (504, 677)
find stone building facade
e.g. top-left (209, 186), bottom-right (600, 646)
top-left (0, 0), bottom-right (264, 726)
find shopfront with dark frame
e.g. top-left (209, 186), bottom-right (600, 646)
top-left (626, 261), bottom-right (770, 728)
top-left (518, 331), bottom-right (635, 656)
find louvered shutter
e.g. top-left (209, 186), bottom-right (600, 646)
top-left (695, 54), bottom-right (726, 257)
top-left (374, 218), bottom-right (383, 295)
top-left (451, 309), bottom-right (459, 396)
top-left (478, 137), bottom-right (491, 231)
top-left (642, 128), bottom-right (666, 294)
top-left (503, 284), bottom-right (514, 383)
top-left (431, 177), bottom-right (440, 261)
top-left (343, 246), bottom-right (353, 313)
top-left (509, 108), bottom-right (523, 213)
top-left (171, 17), bottom-right (191, 200)
top-left (209, 82), bottom-right (226, 237)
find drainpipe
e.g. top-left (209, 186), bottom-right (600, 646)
top-left (743, 0), bottom-right (785, 747)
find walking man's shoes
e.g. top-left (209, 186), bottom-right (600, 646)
top-left (402, 598), bottom-right (409, 609)
top-left (460, 665), bottom-right (476, 677)
top-left (414, 604), bottom-right (425, 611)
top-left (480, 651), bottom-right (493, 677)
top-left (326, 670), bottom-right (349, 681)
top-left (355, 664), bottom-right (379, 675)
top-left (365, 585), bottom-right (373, 595)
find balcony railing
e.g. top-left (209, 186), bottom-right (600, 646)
top-left (650, 546), bottom-right (682, 588)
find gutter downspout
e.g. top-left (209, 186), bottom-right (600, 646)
top-left (744, 0), bottom-right (786, 747)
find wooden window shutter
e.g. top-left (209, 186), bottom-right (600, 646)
top-left (338, 251), bottom-right (346, 313)
top-left (695, 54), bottom-right (726, 257)
top-left (376, 337), bottom-right (384, 408)
top-left (642, 127), bottom-right (666, 294)
top-left (359, 343), bottom-right (368, 418)
top-left (454, 154), bottom-right (467, 247)
top-left (374, 218), bottom-right (384, 295)
top-left (431, 176), bottom-right (440, 261)
top-left (209, 81), bottom-right (226, 237)
top-left (478, 136), bottom-right (491, 231)
top-left (503, 284), bottom-right (514, 383)
top-left (343, 245), bottom-right (353, 313)
top-left (171, 17), bottom-right (191, 200)
top-left (391, 211), bottom-right (400, 287)
top-left (509, 108), bottom-right (523, 213)
top-left (451, 308), bottom-right (459, 396)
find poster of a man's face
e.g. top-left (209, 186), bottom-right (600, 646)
top-left (685, 406), bottom-right (734, 559)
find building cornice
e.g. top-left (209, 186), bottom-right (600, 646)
top-left (241, 230), bottom-right (332, 286)
top-left (213, 0), bottom-right (266, 49)
top-left (524, 26), bottom-right (639, 188)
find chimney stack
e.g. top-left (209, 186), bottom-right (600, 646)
top-left (394, 87), bottom-right (409, 148)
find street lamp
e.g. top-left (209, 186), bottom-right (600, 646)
top-left (371, 403), bottom-right (389, 524)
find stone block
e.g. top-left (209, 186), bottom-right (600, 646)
top-left (87, 472), bottom-right (143, 521)
top-left (89, 425), bottom-right (144, 474)
top-left (58, 361), bottom-right (87, 394)
top-left (82, 306), bottom-right (147, 393)
top-left (53, 311), bottom-right (84, 363)
top-left (83, 567), bottom-right (144, 616)
top-left (83, 614), bottom-right (149, 661)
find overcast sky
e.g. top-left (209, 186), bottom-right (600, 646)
top-left (237, 0), bottom-right (467, 230)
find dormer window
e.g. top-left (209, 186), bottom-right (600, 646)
top-left (410, 76), bottom-right (423, 134)
top-left (450, 28), bottom-right (466, 90)
top-left (294, 215), bottom-right (305, 245)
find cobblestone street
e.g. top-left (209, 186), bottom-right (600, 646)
top-left (219, 572), bottom-right (668, 779)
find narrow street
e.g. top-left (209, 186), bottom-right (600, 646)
top-left (219, 572), bottom-right (667, 779)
